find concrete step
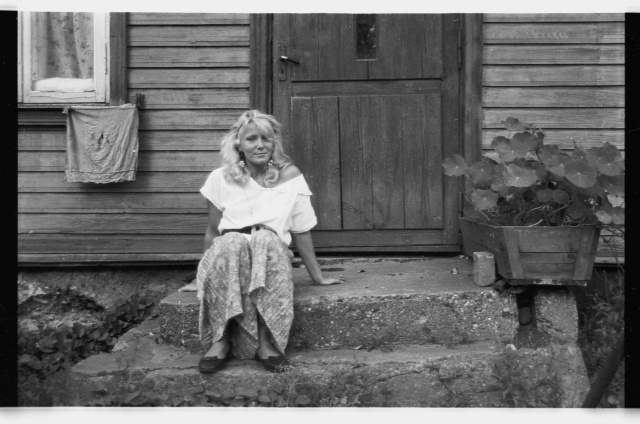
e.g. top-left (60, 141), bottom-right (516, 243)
top-left (66, 316), bottom-right (588, 407)
top-left (158, 257), bottom-right (519, 353)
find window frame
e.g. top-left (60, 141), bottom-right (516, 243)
top-left (18, 12), bottom-right (126, 107)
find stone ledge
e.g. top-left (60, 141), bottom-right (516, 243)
top-left (158, 257), bottom-right (519, 353)
top-left (66, 320), bottom-right (588, 407)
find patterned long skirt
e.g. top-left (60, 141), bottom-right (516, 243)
top-left (196, 230), bottom-right (294, 359)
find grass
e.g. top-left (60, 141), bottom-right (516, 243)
top-left (574, 266), bottom-right (625, 408)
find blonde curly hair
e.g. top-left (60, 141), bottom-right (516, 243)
top-left (219, 110), bottom-right (292, 187)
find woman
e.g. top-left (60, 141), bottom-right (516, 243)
top-left (181, 110), bottom-right (342, 374)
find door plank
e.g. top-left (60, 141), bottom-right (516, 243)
top-left (290, 96), bottom-right (342, 230)
top-left (317, 14), bottom-right (368, 81)
top-left (420, 14), bottom-right (444, 77)
top-left (441, 14), bottom-right (462, 244)
top-left (293, 80), bottom-right (441, 97)
top-left (310, 229), bottom-right (442, 247)
top-left (290, 14), bottom-right (320, 81)
top-left (272, 14), bottom-right (293, 148)
top-left (403, 93), bottom-right (443, 228)
top-left (368, 14), bottom-right (440, 79)
top-left (340, 96), bottom-right (373, 229)
top-left (371, 96), bottom-right (404, 229)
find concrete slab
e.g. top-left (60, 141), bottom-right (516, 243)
top-left (157, 257), bottom-right (518, 353)
top-left (161, 256), bottom-right (485, 308)
top-left (64, 258), bottom-right (590, 408)
top-left (293, 256), bottom-right (483, 300)
top-left (67, 316), bottom-right (586, 407)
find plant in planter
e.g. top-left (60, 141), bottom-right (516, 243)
top-left (442, 117), bottom-right (624, 283)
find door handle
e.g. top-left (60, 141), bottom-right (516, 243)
top-left (279, 55), bottom-right (301, 65)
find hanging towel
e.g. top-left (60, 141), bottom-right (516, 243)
top-left (64, 103), bottom-right (139, 183)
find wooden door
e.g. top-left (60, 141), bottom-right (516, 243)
top-left (273, 14), bottom-right (462, 252)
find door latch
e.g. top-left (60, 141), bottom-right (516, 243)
top-left (279, 55), bottom-right (301, 65)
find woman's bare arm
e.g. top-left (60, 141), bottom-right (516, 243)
top-left (291, 231), bottom-right (342, 285)
top-left (204, 200), bottom-right (223, 253)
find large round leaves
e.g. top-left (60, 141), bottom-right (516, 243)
top-left (599, 174), bottom-right (624, 197)
top-left (501, 117), bottom-right (529, 131)
top-left (468, 159), bottom-right (496, 184)
top-left (552, 189), bottom-right (570, 204)
top-left (536, 188), bottom-right (554, 202)
top-left (491, 136), bottom-right (529, 162)
top-left (503, 164), bottom-right (537, 188)
top-left (442, 154), bottom-right (467, 176)
top-left (564, 159), bottom-right (597, 188)
top-left (539, 145), bottom-right (570, 178)
top-left (470, 189), bottom-right (499, 211)
top-left (512, 131), bottom-right (541, 152)
top-left (586, 142), bottom-right (624, 176)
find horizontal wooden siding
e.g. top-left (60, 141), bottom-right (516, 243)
top-left (18, 13), bottom-right (250, 263)
top-left (482, 13), bottom-right (625, 264)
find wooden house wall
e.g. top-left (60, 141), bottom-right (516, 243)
top-left (18, 13), bottom-right (624, 265)
top-left (18, 13), bottom-right (250, 264)
top-left (481, 13), bottom-right (625, 263)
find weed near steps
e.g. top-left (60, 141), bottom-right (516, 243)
top-left (573, 266), bottom-right (625, 408)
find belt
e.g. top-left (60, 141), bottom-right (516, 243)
top-left (221, 225), bottom-right (274, 236)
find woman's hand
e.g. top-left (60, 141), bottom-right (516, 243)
top-left (313, 277), bottom-right (344, 286)
top-left (178, 279), bottom-right (198, 292)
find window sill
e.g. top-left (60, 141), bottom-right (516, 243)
top-left (18, 103), bottom-right (109, 109)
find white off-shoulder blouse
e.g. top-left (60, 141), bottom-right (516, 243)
top-left (199, 167), bottom-right (318, 246)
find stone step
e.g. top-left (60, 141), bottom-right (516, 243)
top-left (66, 316), bottom-right (588, 407)
top-left (158, 257), bottom-right (519, 353)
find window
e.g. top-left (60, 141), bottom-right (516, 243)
top-left (18, 12), bottom-right (124, 105)
top-left (356, 14), bottom-right (377, 60)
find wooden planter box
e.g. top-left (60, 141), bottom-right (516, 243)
top-left (459, 217), bottom-right (600, 285)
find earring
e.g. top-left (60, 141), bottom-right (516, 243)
top-left (268, 160), bottom-right (274, 168)
top-left (239, 160), bottom-right (245, 168)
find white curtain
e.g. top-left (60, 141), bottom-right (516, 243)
top-left (31, 12), bottom-right (94, 82)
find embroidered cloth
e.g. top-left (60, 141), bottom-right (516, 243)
top-left (64, 104), bottom-right (139, 183)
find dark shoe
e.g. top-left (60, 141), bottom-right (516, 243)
top-left (255, 352), bottom-right (290, 372)
top-left (198, 349), bottom-right (230, 374)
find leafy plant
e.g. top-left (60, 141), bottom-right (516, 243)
top-left (442, 117), bottom-right (624, 228)
top-left (18, 295), bottom-right (155, 379)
